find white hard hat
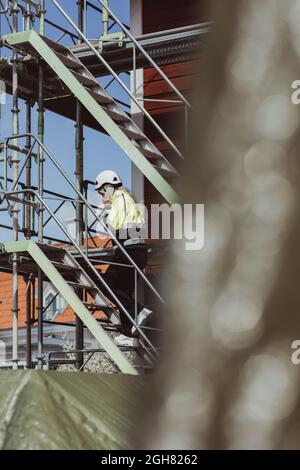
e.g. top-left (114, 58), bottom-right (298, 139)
top-left (95, 170), bottom-right (122, 190)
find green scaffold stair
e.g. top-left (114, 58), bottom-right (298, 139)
top-left (4, 240), bottom-right (137, 375)
top-left (5, 30), bottom-right (178, 204)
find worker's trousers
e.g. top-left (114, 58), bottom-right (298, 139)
top-left (101, 243), bottom-right (148, 336)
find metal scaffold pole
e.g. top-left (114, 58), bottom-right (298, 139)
top-left (25, 275), bottom-right (32, 368)
top-left (37, 0), bottom-right (45, 370)
top-left (75, 0), bottom-right (84, 370)
top-left (11, 0), bottom-right (20, 371)
top-left (102, 0), bottom-right (109, 36)
top-left (25, 99), bottom-right (33, 368)
top-left (25, 1), bottom-right (34, 366)
top-left (25, 102), bottom-right (32, 239)
top-left (25, 2), bottom-right (33, 31)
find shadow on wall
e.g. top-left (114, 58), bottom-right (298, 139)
top-left (137, 0), bottom-right (300, 450)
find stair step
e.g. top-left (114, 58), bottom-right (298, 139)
top-left (83, 301), bottom-right (112, 312)
top-left (67, 280), bottom-right (93, 290)
top-left (83, 302), bottom-right (121, 327)
top-left (55, 51), bottom-right (83, 70)
top-left (37, 243), bottom-right (66, 258)
top-left (154, 164), bottom-right (178, 178)
top-left (104, 107), bottom-right (129, 123)
top-left (51, 261), bottom-right (83, 272)
top-left (42, 35), bottom-right (70, 54)
top-left (87, 88), bottom-right (115, 105)
top-left (71, 70), bottom-right (98, 88)
top-left (133, 142), bottom-right (162, 161)
top-left (118, 124), bottom-right (145, 141)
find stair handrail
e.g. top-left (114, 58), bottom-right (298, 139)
top-left (97, 0), bottom-right (191, 109)
top-left (50, 0), bottom-right (184, 160)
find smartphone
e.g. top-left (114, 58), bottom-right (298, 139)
top-left (105, 186), bottom-right (115, 197)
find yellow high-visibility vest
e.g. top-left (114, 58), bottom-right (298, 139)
top-left (107, 188), bottom-right (144, 231)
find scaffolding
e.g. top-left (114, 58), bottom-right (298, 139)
top-left (0, 0), bottom-right (206, 373)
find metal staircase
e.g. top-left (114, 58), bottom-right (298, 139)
top-left (0, 134), bottom-right (161, 374)
top-left (0, 0), bottom-right (190, 373)
top-left (4, 30), bottom-right (179, 204)
top-left (3, 240), bottom-right (138, 374)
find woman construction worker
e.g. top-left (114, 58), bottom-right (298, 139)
top-left (95, 170), bottom-right (152, 348)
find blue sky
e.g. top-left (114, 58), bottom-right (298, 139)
top-left (0, 0), bottom-right (131, 241)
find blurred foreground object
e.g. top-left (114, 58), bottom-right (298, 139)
top-left (0, 370), bottom-right (146, 450)
top-left (140, 0), bottom-right (300, 449)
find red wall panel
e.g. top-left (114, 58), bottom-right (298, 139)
top-left (141, 0), bottom-right (203, 208)
top-left (143, 0), bottom-right (207, 33)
